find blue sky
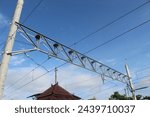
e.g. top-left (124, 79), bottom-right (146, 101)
top-left (0, 0), bottom-right (150, 99)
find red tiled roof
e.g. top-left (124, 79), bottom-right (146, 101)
top-left (32, 83), bottom-right (81, 100)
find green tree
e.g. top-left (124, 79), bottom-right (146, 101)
top-left (143, 96), bottom-right (150, 100)
top-left (109, 92), bottom-right (150, 100)
top-left (136, 95), bottom-right (142, 100)
top-left (109, 92), bottom-right (132, 100)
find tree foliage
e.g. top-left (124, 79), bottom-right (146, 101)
top-left (109, 92), bottom-right (150, 100)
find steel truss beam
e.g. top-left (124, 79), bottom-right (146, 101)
top-left (13, 22), bottom-right (129, 85)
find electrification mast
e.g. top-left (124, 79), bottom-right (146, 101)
top-left (125, 64), bottom-right (137, 100)
top-left (0, 0), bottom-right (24, 99)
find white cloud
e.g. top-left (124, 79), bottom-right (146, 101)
top-left (134, 76), bottom-right (150, 96)
top-left (135, 77), bottom-right (150, 89)
top-left (3, 66), bottom-right (51, 99)
top-left (4, 62), bottom-right (150, 100)
top-left (10, 56), bottom-right (26, 66)
top-left (57, 66), bottom-right (103, 97)
top-left (3, 65), bottom-right (103, 100)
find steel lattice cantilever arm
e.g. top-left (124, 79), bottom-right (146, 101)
top-left (15, 22), bottom-right (129, 84)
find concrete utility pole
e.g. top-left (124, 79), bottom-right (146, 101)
top-left (125, 64), bottom-right (137, 100)
top-left (0, 0), bottom-right (24, 99)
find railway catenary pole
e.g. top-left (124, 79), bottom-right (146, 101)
top-left (0, 0), bottom-right (24, 99)
top-left (125, 64), bottom-right (137, 100)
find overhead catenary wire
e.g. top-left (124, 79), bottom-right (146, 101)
top-left (64, 74), bottom-right (102, 87)
top-left (15, 39), bottom-right (33, 46)
top-left (70, 0), bottom-right (150, 47)
top-left (133, 75), bottom-right (150, 84)
top-left (65, 73), bottom-right (120, 90)
top-left (24, 53), bottom-right (49, 72)
top-left (8, 19), bottom-right (150, 91)
top-left (76, 78), bottom-right (121, 96)
top-left (135, 66), bottom-right (150, 74)
top-left (0, 0), bottom-right (44, 57)
top-left (6, 73), bottom-right (101, 96)
top-left (84, 19), bottom-right (150, 54)
top-left (5, 57), bottom-right (50, 91)
top-left (7, 70), bottom-right (150, 99)
top-left (22, 0), bottom-right (45, 23)
top-left (5, 66), bottom-right (150, 99)
top-left (3, 0), bottom-right (150, 98)
top-left (2, 0), bottom-right (44, 46)
top-left (4, 19), bottom-right (150, 99)
top-left (5, 74), bottom-right (124, 99)
top-left (14, 18), bottom-right (150, 84)
top-left (82, 76), bottom-right (150, 99)
top-left (0, 0), bottom-right (44, 47)
top-left (5, 0), bottom-right (150, 88)
top-left (82, 83), bottom-right (125, 99)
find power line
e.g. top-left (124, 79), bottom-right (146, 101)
top-left (0, 0), bottom-right (44, 44)
top-left (65, 74), bottom-right (101, 87)
top-left (135, 66), bottom-right (150, 74)
top-left (7, 0), bottom-right (150, 86)
top-left (4, 70), bottom-right (52, 98)
top-left (15, 39), bottom-right (32, 46)
top-left (82, 80), bottom-right (133, 99)
top-left (0, 0), bottom-right (47, 98)
top-left (70, 1), bottom-right (150, 47)
top-left (3, 61), bottom-right (69, 98)
top-left (1, 0), bottom-right (44, 53)
top-left (4, 1), bottom-right (150, 99)
top-left (24, 53), bottom-right (49, 72)
top-left (5, 19), bottom-right (150, 98)
top-left (66, 74), bottom-right (120, 91)
top-left (5, 57), bottom-right (50, 91)
top-left (2, 0), bottom-right (150, 50)
top-left (5, 73), bottom-right (120, 99)
top-left (1, 0), bottom-right (148, 59)
top-left (133, 75), bottom-right (150, 84)
top-left (33, 19), bottom-right (150, 81)
top-left (2, 0), bottom-right (44, 42)
top-left (22, 0), bottom-right (45, 23)
top-left (67, 75), bottom-right (150, 99)
top-left (5, 67), bottom-right (150, 99)
top-left (82, 84), bottom-right (122, 99)
top-left (84, 19), bottom-right (150, 54)
top-left (76, 78), bottom-right (120, 96)
top-left (6, 74), bottom-right (100, 99)
top-left (25, 18), bottom-right (150, 77)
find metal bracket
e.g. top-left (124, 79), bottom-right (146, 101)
top-left (7, 48), bottom-right (37, 56)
